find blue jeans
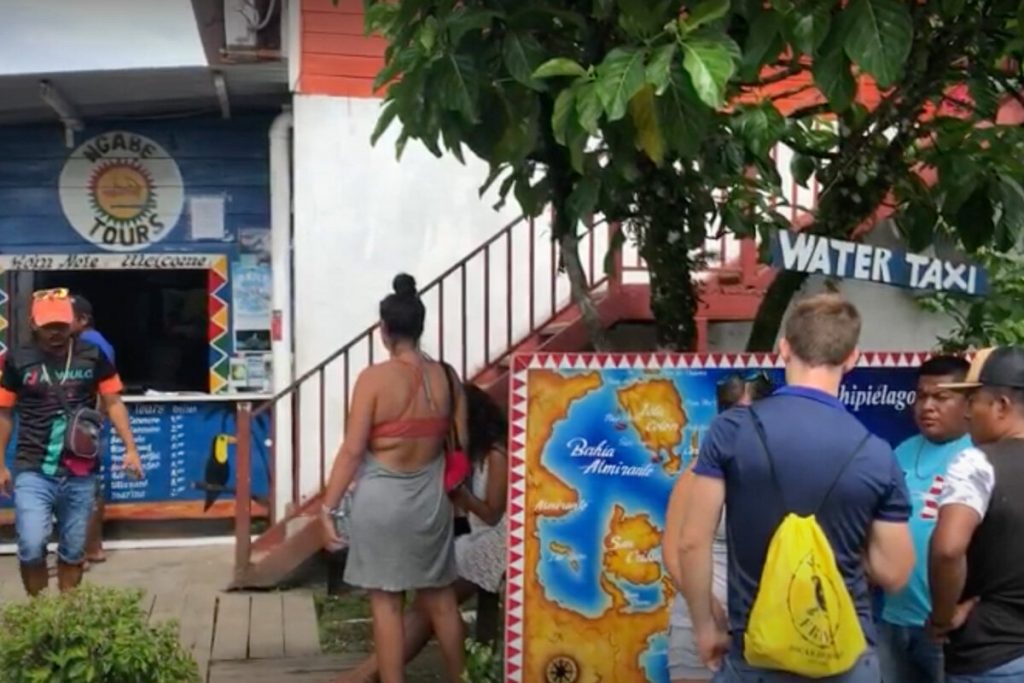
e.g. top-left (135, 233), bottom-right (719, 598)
top-left (878, 622), bottom-right (944, 682)
top-left (713, 651), bottom-right (880, 682)
top-left (14, 470), bottom-right (96, 565)
top-left (948, 654), bottom-right (1024, 682)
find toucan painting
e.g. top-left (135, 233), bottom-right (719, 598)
top-left (199, 412), bottom-right (236, 511)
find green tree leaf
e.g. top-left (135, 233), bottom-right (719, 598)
top-left (790, 153), bottom-right (816, 188)
top-left (646, 44), bottom-right (677, 95)
top-left (438, 54), bottom-right (480, 122)
top-left (734, 102), bottom-right (785, 157)
top-left (533, 58), bottom-right (587, 79)
top-left (813, 25), bottom-right (856, 112)
top-left (681, 0), bottom-right (731, 33)
top-left (784, 2), bottom-right (830, 55)
top-left (503, 33), bottom-right (547, 90)
top-left (575, 81), bottom-right (604, 134)
top-left (679, 32), bottom-right (739, 108)
top-left (657, 70), bottom-right (710, 158)
top-left (552, 89), bottom-right (577, 145)
top-left (843, 0), bottom-right (913, 88)
top-left (739, 9), bottom-right (783, 80)
top-left (995, 175), bottom-right (1024, 249)
top-left (629, 86), bottom-right (666, 165)
top-left (896, 201), bottom-right (939, 252)
top-left (596, 47), bottom-right (648, 121)
top-left (446, 7), bottom-right (501, 46)
top-left (418, 16), bottom-right (439, 53)
top-left (956, 186), bottom-right (996, 253)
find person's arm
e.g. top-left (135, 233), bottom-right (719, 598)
top-left (322, 370), bottom-right (375, 512)
top-left (449, 366), bottom-right (468, 451)
top-left (453, 448), bottom-right (508, 526)
top-left (864, 450), bottom-right (914, 592)
top-left (0, 354), bottom-right (18, 493)
top-left (95, 353), bottom-right (142, 478)
top-left (662, 460), bottom-right (697, 591)
top-left (929, 447), bottom-right (993, 634)
top-left (678, 414), bottom-right (734, 657)
top-left (679, 474), bottom-right (726, 631)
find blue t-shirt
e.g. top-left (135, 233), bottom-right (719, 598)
top-left (694, 385), bottom-right (912, 650)
top-left (881, 432), bottom-right (973, 627)
top-left (79, 328), bottom-right (115, 364)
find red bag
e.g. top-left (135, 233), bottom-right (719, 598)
top-left (441, 363), bottom-right (470, 492)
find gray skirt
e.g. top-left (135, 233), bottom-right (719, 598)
top-left (343, 453), bottom-right (457, 591)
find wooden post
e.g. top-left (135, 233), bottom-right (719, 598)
top-left (234, 401), bottom-right (253, 583)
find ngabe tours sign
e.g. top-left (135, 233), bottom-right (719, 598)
top-left (770, 230), bottom-right (988, 296)
top-left (58, 131), bottom-right (185, 253)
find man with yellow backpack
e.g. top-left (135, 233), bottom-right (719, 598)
top-left (677, 294), bottom-right (915, 682)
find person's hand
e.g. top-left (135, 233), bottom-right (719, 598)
top-left (449, 483), bottom-right (472, 509)
top-left (695, 620), bottom-right (730, 672)
top-left (320, 504), bottom-right (344, 549)
top-left (928, 597), bottom-right (979, 641)
top-left (0, 467), bottom-right (11, 498)
top-left (121, 448), bottom-right (144, 480)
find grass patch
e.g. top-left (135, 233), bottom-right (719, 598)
top-left (313, 589), bottom-right (466, 682)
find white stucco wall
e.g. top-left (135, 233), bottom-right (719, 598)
top-left (290, 94), bottom-right (578, 497)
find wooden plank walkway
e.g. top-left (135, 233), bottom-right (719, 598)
top-left (208, 655), bottom-right (361, 683)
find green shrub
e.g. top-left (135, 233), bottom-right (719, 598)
top-left (0, 584), bottom-right (200, 683)
top-left (462, 638), bottom-right (502, 683)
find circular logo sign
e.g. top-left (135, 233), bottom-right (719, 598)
top-left (544, 655), bottom-right (579, 683)
top-left (58, 131), bottom-right (184, 252)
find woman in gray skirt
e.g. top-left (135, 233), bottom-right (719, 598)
top-left (321, 273), bottom-right (468, 683)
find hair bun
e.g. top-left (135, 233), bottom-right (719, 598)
top-left (392, 273), bottom-right (418, 298)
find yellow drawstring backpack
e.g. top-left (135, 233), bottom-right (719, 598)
top-left (743, 409), bottom-right (869, 678)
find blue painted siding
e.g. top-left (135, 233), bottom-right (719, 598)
top-left (0, 115), bottom-right (272, 253)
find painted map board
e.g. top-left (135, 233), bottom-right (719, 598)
top-left (505, 352), bottom-right (931, 683)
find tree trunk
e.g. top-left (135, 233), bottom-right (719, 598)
top-left (745, 270), bottom-right (808, 352)
top-left (639, 231), bottom-right (697, 351)
top-left (558, 230), bottom-right (611, 351)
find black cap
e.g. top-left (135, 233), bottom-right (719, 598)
top-left (71, 295), bottom-right (93, 320)
top-left (938, 347), bottom-right (1024, 390)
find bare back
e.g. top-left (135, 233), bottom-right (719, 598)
top-left (363, 358), bottom-right (456, 472)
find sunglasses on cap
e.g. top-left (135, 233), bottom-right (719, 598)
top-left (717, 370), bottom-right (772, 385)
top-left (32, 288), bottom-right (71, 300)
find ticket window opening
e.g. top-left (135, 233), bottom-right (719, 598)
top-left (28, 270), bottom-right (209, 394)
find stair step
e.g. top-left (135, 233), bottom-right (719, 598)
top-left (540, 321), bottom-right (571, 337)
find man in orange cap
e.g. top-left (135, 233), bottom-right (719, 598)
top-left (0, 288), bottom-right (142, 595)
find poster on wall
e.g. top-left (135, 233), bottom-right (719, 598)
top-left (0, 401), bottom-right (271, 523)
top-left (504, 352), bottom-right (925, 683)
top-left (232, 228), bottom-right (272, 355)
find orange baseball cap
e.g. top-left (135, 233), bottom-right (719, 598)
top-left (31, 290), bottom-right (74, 327)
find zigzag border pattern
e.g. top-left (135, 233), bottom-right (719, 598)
top-left (503, 350), bottom-right (943, 682)
top-left (504, 362), bottom-right (528, 682)
top-left (0, 271), bottom-right (9, 362)
top-left (208, 256), bottom-right (230, 394)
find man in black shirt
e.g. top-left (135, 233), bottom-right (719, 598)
top-left (930, 346), bottom-right (1024, 681)
top-left (0, 289), bottom-right (142, 595)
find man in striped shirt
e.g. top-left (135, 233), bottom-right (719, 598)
top-left (878, 355), bottom-right (972, 683)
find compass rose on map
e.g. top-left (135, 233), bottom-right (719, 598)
top-left (545, 655), bottom-right (579, 683)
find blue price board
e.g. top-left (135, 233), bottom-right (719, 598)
top-left (1, 400), bottom-right (271, 518)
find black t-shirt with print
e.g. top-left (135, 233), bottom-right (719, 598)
top-left (0, 340), bottom-right (120, 475)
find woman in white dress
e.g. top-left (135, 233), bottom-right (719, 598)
top-left (338, 383), bottom-right (507, 682)
top-left (662, 372), bottom-right (774, 683)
